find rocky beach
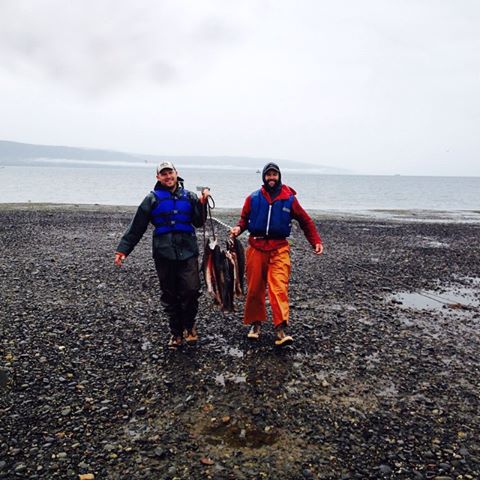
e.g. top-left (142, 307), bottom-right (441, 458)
top-left (1, 204), bottom-right (479, 480)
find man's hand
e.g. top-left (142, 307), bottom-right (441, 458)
top-left (230, 226), bottom-right (241, 237)
top-left (114, 252), bottom-right (126, 266)
top-left (313, 243), bottom-right (323, 255)
top-left (200, 188), bottom-right (210, 204)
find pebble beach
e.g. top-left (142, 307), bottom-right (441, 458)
top-left (1, 204), bottom-right (479, 479)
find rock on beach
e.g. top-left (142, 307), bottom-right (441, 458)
top-left (0, 204), bottom-right (479, 479)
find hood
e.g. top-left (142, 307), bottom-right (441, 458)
top-left (262, 162), bottom-right (282, 184)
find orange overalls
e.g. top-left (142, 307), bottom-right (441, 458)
top-left (244, 244), bottom-right (291, 327)
top-left (237, 184), bottom-right (321, 328)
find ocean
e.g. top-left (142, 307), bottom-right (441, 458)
top-left (1, 165), bottom-right (479, 214)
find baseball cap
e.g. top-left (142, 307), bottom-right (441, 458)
top-left (156, 161), bottom-right (177, 174)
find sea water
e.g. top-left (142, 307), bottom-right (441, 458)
top-left (0, 165), bottom-right (479, 213)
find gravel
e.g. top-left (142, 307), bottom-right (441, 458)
top-left (0, 204), bottom-right (479, 479)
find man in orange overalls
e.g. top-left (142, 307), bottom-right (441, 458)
top-left (230, 163), bottom-right (323, 346)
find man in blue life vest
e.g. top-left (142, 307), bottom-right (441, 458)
top-left (230, 162), bottom-right (323, 346)
top-left (114, 162), bottom-right (210, 349)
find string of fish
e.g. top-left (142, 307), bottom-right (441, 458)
top-left (201, 194), bottom-right (246, 312)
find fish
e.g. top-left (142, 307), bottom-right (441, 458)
top-left (224, 250), bottom-right (237, 311)
top-left (202, 236), bottom-right (246, 311)
top-left (220, 250), bottom-right (234, 312)
top-left (211, 243), bottom-right (224, 306)
top-left (201, 238), bottom-right (213, 289)
top-left (232, 237), bottom-right (245, 297)
top-left (227, 237), bottom-right (245, 296)
top-left (202, 238), bottom-right (222, 306)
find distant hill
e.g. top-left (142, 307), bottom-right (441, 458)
top-left (0, 140), bottom-right (350, 174)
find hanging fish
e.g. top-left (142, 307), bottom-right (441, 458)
top-left (202, 235), bottom-right (246, 311)
top-left (202, 238), bottom-right (222, 306)
top-left (228, 237), bottom-right (245, 296)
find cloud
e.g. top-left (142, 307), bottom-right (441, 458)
top-left (0, 0), bottom-right (251, 95)
top-left (1, 0), bottom-right (479, 176)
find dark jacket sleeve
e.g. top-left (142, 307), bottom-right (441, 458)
top-left (291, 198), bottom-right (322, 247)
top-left (187, 191), bottom-right (208, 228)
top-left (116, 193), bottom-right (155, 256)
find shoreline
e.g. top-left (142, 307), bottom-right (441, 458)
top-left (1, 206), bottom-right (479, 479)
top-left (1, 202), bottom-right (480, 223)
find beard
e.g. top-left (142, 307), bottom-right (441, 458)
top-left (264, 179), bottom-right (280, 192)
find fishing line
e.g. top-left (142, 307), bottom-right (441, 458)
top-left (206, 195), bottom-right (217, 240)
top-left (201, 193), bottom-right (217, 245)
top-left (211, 216), bottom-right (234, 230)
top-left (201, 192), bottom-right (237, 232)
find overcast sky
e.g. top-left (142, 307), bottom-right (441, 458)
top-left (0, 0), bottom-right (479, 176)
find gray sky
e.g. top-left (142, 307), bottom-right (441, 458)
top-left (1, 0), bottom-right (479, 176)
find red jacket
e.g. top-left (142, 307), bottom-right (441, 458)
top-left (237, 185), bottom-right (322, 252)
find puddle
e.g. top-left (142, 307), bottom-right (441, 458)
top-left (202, 421), bottom-right (278, 448)
top-left (203, 336), bottom-right (244, 358)
top-left (215, 373), bottom-right (247, 387)
top-left (391, 281), bottom-right (480, 311)
top-left (224, 346), bottom-right (244, 358)
top-left (415, 236), bottom-right (450, 249)
top-left (376, 383), bottom-right (399, 399)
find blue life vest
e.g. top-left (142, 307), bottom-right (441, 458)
top-left (247, 189), bottom-right (294, 238)
top-left (151, 189), bottom-right (195, 235)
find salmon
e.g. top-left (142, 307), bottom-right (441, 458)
top-left (202, 236), bottom-right (246, 311)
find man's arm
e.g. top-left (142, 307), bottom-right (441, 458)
top-left (291, 197), bottom-right (322, 253)
top-left (189, 190), bottom-right (209, 228)
top-left (116, 194), bottom-right (154, 257)
top-left (230, 196), bottom-right (251, 237)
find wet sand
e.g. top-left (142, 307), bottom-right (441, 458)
top-left (1, 204), bottom-right (479, 479)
